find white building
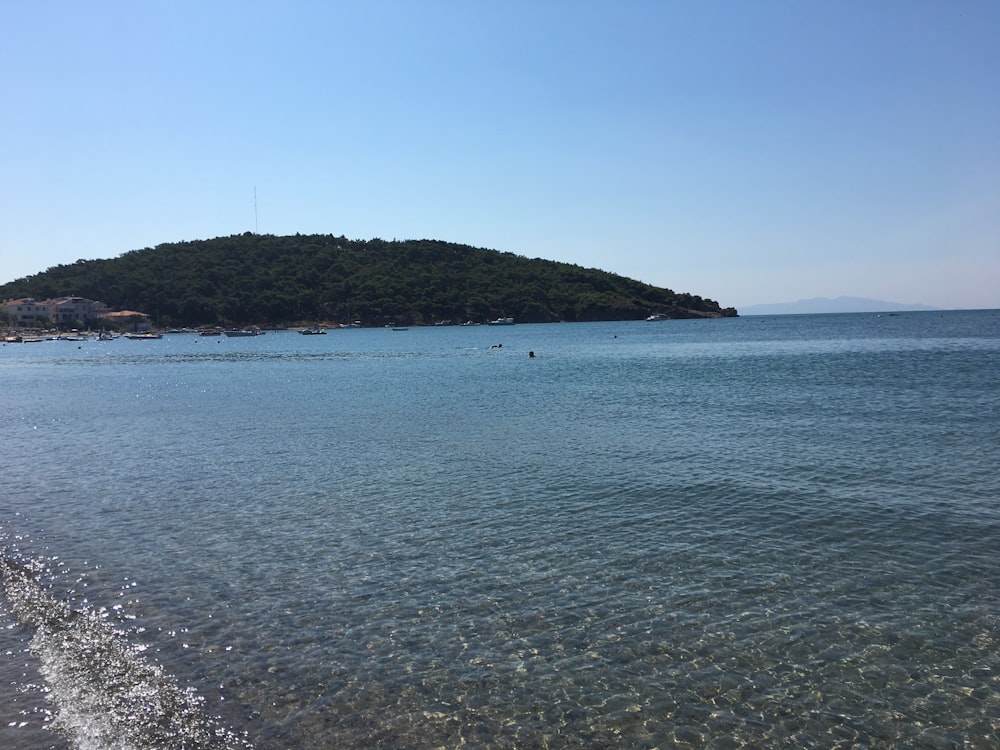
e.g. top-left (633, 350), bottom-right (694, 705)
top-left (51, 296), bottom-right (108, 327)
top-left (2, 298), bottom-right (53, 327)
top-left (3, 296), bottom-right (111, 328)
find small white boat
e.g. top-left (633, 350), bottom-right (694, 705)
top-left (123, 332), bottom-right (163, 340)
top-left (300, 326), bottom-right (327, 335)
top-left (645, 314), bottom-right (668, 322)
top-left (488, 317), bottom-right (515, 326)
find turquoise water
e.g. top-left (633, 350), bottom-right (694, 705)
top-left (2, 312), bottom-right (999, 748)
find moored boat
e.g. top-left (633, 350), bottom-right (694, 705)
top-left (223, 328), bottom-right (265, 337)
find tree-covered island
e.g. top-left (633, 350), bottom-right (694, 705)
top-left (0, 234), bottom-right (737, 328)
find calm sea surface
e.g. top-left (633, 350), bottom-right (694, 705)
top-left (1, 312), bottom-right (999, 749)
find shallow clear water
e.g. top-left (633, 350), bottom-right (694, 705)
top-left (2, 312), bottom-right (999, 748)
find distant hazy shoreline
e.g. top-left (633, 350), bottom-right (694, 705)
top-left (739, 296), bottom-right (940, 315)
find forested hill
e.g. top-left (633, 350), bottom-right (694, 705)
top-left (0, 234), bottom-right (737, 327)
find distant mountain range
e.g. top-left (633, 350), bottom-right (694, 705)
top-left (739, 296), bottom-right (939, 315)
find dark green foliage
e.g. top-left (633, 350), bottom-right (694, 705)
top-left (0, 234), bottom-right (738, 326)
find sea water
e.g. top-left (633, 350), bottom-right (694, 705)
top-left (1, 312), bottom-right (998, 749)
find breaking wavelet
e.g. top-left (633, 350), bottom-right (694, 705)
top-left (1, 555), bottom-right (251, 750)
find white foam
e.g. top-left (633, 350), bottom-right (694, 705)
top-left (2, 558), bottom-right (252, 750)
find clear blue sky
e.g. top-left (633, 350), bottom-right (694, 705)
top-left (2, 1), bottom-right (998, 310)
